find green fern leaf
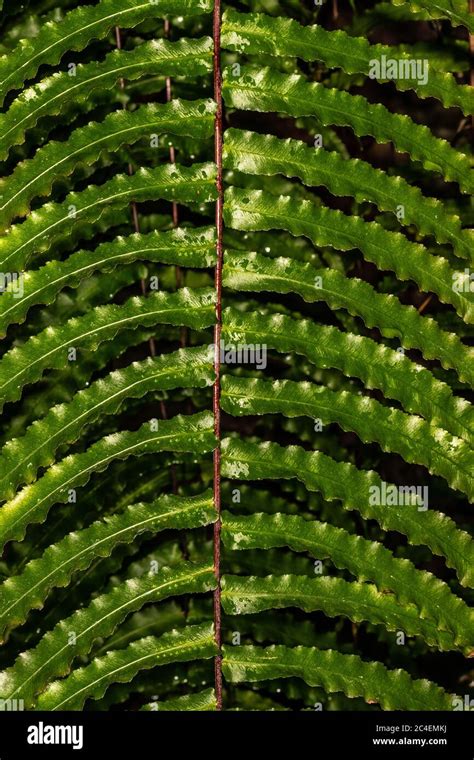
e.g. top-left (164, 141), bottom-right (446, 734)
top-left (222, 645), bottom-right (454, 710)
top-left (0, 162), bottom-right (216, 271)
top-left (37, 622), bottom-right (216, 710)
top-left (223, 250), bottom-right (472, 384)
top-left (0, 0), bottom-right (470, 715)
top-left (0, 491), bottom-right (215, 635)
top-left (223, 129), bottom-right (472, 260)
top-left (221, 512), bottom-right (474, 647)
top-left (222, 308), bottom-right (474, 444)
top-left (0, 37), bottom-right (214, 160)
top-left (0, 288), bottom-right (215, 410)
top-left (221, 574), bottom-right (464, 651)
top-left (221, 437), bottom-right (474, 587)
top-left (0, 572), bottom-right (216, 708)
top-left (0, 100), bottom-right (216, 229)
top-left (221, 10), bottom-right (474, 114)
top-left (221, 376), bottom-right (473, 498)
top-left (224, 188), bottom-right (473, 322)
top-left (0, 226), bottom-right (215, 336)
top-left (391, 0), bottom-right (474, 32)
top-left (0, 347), bottom-right (214, 500)
top-left (0, 411), bottom-right (215, 548)
top-left (0, 0), bottom-right (213, 105)
top-left (140, 687), bottom-right (216, 710)
top-left (222, 66), bottom-right (473, 193)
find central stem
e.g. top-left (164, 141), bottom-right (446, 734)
top-left (212, 0), bottom-right (224, 711)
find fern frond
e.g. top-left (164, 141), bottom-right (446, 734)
top-left (221, 376), bottom-right (473, 498)
top-left (222, 308), bottom-right (474, 444)
top-left (221, 575), bottom-right (464, 651)
top-left (0, 288), bottom-right (215, 410)
top-left (0, 412), bottom-right (215, 548)
top-left (0, 492), bottom-right (215, 635)
top-left (223, 129), bottom-right (472, 260)
top-left (37, 623), bottom-right (216, 710)
top-left (0, 0), bottom-right (470, 714)
top-left (223, 250), bottom-right (473, 384)
top-left (0, 575), bottom-right (215, 708)
top-left (224, 188), bottom-right (473, 323)
top-left (0, 100), bottom-right (216, 229)
top-left (0, 347), bottom-right (214, 500)
top-left (222, 645), bottom-right (454, 710)
top-left (0, 227), bottom-right (215, 336)
top-left (222, 66), bottom-right (473, 193)
top-left (0, 38), bottom-right (214, 160)
top-left (140, 688), bottom-right (216, 710)
top-left (391, 0), bottom-right (474, 31)
top-left (0, 162), bottom-right (216, 271)
top-left (221, 437), bottom-right (474, 587)
top-left (221, 512), bottom-right (474, 645)
top-left (0, 0), bottom-right (213, 105)
top-left (221, 10), bottom-right (474, 114)
top-left (0, 327), bottom-right (161, 444)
